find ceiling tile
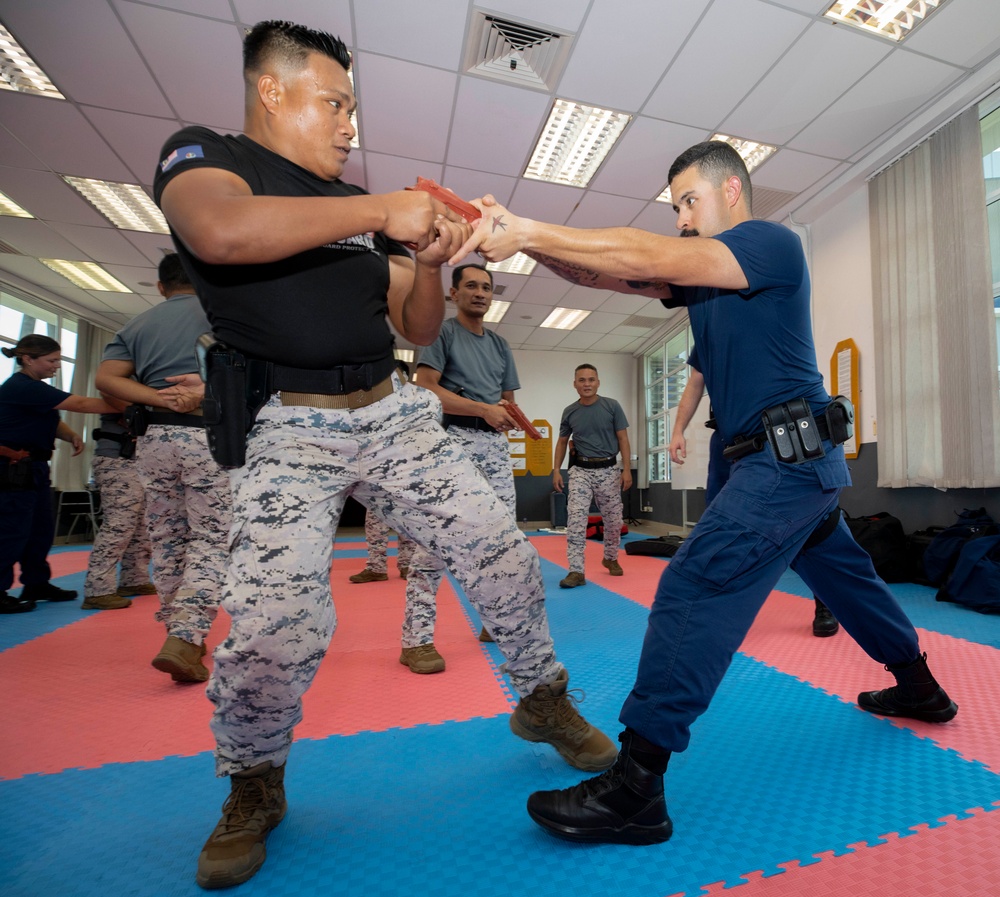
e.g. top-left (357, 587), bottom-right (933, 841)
top-left (720, 21), bottom-right (893, 147)
top-left (355, 55), bottom-right (456, 162)
top-left (905, 0), bottom-right (1000, 68)
top-left (630, 201), bottom-right (680, 236)
top-left (644, 0), bottom-right (811, 130)
top-left (565, 192), bottom-right (646, 229)
top-left (512, 277), bottom-right (572, 305)
top-left (590, 118), bottom-right (708, 200)
top-left (480, 0), bottom-right (591, 32)
top-left (560, 285), bottom-right (615, 310)
top-left (508, 180), bottom-right (583, 225)
top-left (553, 328), bottom-right (601, 349)
top-left (0, 217), bottom-right (82, 259)
top-left (524, 327), bottom-right (568, 347)
top-left (363, 152), bottom-right (443, 197)
top-left (115, 3), bottom-right (245, 131)
top-left (440, 167), bottom-right (518, 208)
top-left (0, 92), bottom-right (133, 181)
top-left (751, 148), bottom-right (844, 193)
top-left (574, 310), bottom-right (628, 333)
top-left (0, 168), bottom-right (105, 227)
top-left (448, 76), bottom-right (551, 176)
top-left (557, 0), bottom-right (711, 111)
top-left (82, 108), bottom-right (181, 187)
top-left (231, 0), bottom-right (354, 40)
top-left (788, 50), bottom-right (965, 158)
top-left (45, 222), bottom-right (154, 267)
top-left (3, 0), bottom-right (173, 116)
top-left (354, 0), bottom-right (469, 68)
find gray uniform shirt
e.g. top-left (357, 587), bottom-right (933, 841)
top-left (102, 293), bottom-right (211, 388)
top-left (418, 318), bottom-right (519, 403)
top-left (559, 396), bottom-right (629, 458)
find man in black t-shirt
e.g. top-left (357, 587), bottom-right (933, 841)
top-left (153, 21), bottom-right (615, 890)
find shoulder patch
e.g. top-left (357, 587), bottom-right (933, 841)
top-left (160, 145), bottom-right (205, 173)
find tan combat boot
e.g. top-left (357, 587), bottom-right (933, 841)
top-left (151, 635), bottom-right (209, 683)
top-left (196, 762), bottom-right (287, 889)
top-left (510, 668), bottom-right (618, 771)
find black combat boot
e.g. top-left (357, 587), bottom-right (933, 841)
top-left (812, 597), bottom-right (839, 637)
top-left (858, 652), bottom-right (958, 722)
top-left (526, 729), bottom-right (672, 845)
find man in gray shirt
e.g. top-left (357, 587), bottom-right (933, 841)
top-left (554, 363), bottom-right (632, 587)
top-left (399, 263), bottom-right (521, 672)
top-left (96, 253), bottom-right (230, 684)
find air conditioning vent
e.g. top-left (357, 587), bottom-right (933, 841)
top-left (492, 283), bottom-right (506, 296)
top-left (463, 11), bottom-right (573, 91)
top-left (752, 186), bottom-right (798, 220)
top-left (621, 315), bottom-right (664, 331)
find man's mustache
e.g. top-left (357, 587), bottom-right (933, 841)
top-left (680, 228), bottom-right (699, 238)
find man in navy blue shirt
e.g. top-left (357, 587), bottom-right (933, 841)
top-left (457, 140), bottom-right (957, 846)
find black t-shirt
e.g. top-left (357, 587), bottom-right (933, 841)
top-left (153, 126), bottom-right (411, 368)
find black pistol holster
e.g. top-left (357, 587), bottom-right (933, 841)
top-left (197, 333), bottom-right (271, 468)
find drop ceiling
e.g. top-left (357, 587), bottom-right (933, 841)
top-left (0, 0), bottom-right (998, 357)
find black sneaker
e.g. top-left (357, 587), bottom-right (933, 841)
top-left (0, 591), bottom-right (36, 614)
top-left (20, 583), bottom-right (77, 602)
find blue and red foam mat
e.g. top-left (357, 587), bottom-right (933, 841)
top-left (2, 535), bottom-right (999, 897)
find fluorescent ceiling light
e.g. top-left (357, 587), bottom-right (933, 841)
top-left (540, 307), bottom-right (590, 330)
top-left (39, 259), bottom-right (132, 292)
top-left (483, 300), bottom-right (510, 323)
top-left (823, 0), bottom-right (946, 41)
top-left (655, 134), bottom-right (777, 204)
top-left (486, 253), bottom-right (537, 276)
top-left (347, 65), bottom-right (360, 149)
top-left (62, 176), bottom-right (169, 234)
top-left (0, 190), bottom-right (32, 218)
top-left (393, 348), bottom-right (414, 363)
top-left (525, 99), bottom-right (631, 188)
top-left (0, 24), bottom-right (64, 98)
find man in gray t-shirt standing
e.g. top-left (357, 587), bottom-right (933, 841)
top-left (554, 363), bottom-right (631, 587)
top-left (398, 263), bottom-right (521, 672)
top-left (95, 253), bottom-right (230, 684)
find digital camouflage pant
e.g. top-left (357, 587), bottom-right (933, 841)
top-left (134, 426), bottom-right (230, 646)
top-left (208, 377), bottom-right (560, 775)
top-left (361, 506), bottom-right (415, 574)
top-left (566, 465), bottom-right (624, 573)
top-left (84, 455), bottom-right (152, 597)
top-left (402, 426), bottom-right (515, 647)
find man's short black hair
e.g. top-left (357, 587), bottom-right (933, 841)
top-left (451, 263), bottom-right (493, 290)
top-left (668, 140), bottom-right (752, 214)
top-left (575, 363), bottom-right (598, 377)
top-left (244, 20), bottom-right (351, 80)
top-left (158, 252), bottom-right (193, 291)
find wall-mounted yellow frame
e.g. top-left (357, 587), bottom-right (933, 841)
top-left (830, 338), bottom-right (859, 459)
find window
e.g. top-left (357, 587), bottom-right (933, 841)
top-left (980, 89), bottom-right (1000, 385)
top-left (0, 288), bottom-right (78, 389)
top-left (643, 322), bottom-right (693, 484)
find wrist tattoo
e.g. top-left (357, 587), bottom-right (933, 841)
top-left (491, 215), bottom-right (507, 233)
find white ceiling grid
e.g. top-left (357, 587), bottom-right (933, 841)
top-left (0, 0), bottom-right (993, 359)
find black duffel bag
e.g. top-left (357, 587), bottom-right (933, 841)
top-left (842, 510), bottom-right (910, 582)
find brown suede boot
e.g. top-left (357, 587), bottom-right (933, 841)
top-left (510, 669), bottom-right (618, 771)
top-left (196, 762), bottom-right (287, 889)
top-left (151, 635), bottom-right (209, 683)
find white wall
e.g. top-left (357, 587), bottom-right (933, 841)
top-left (803, 185), bottom-right (879, 445)
top-left (510, 349), bottom-right (637, 454)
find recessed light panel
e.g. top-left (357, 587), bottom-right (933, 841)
top-left (0, 190), bottom-right (32, 218)
top-left (0, 25), bottom-right (64, 98)
top-left (540, 307), bottom-right (590, 330)
top-left (483, 300), bottom-right (510, 323)
top-left (486, 253), bottom-right (538, 276)
top-left (63, 177), bottom-right (170, 234)
top-left (40, 259), bottom-right (132, 292)
top-left (824, 0), bottom-right (946, 41)
top-left (525, 99), bottom-right (631, 188)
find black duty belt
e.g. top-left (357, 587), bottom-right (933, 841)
top-left (724, 409), bottom-right (835, 461)
top-left (575, 456), bottom-right (617, 469)
top-left (442, 414), bottom-right (494, 433)
top-left (145, 411), bottom-right (204, 428)
top-left (270, 354), bottom-right (397, 396)
top-left (1, 445), bottom-right (51, 461)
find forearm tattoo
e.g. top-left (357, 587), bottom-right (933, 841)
top-left (530, 252), bottom-right (602, 288)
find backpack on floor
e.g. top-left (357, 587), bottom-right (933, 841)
top-left (905, 526), bottom-right (947, 585)
top-left (624, 534), bottom-right (685, 557)
top-left (922, 508), bottom-right (997, 587)
top-left (842, 510), bottom-right (910, 582)
top-left (587, 515), bottom-right (628, 540)
top-left (935, 533), bottom-right (1000, 614)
